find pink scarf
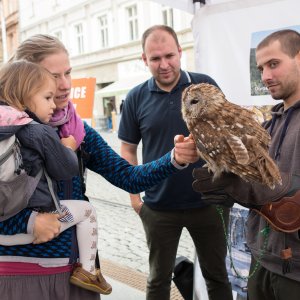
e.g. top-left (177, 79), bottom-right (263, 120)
top-left (49, 101), bottom-right (85, 149)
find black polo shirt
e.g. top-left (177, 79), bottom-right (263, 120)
top-left (118, 70), bottom-right (218, 210)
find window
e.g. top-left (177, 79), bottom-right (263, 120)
top-left (74, 23), bottom-right (84, 54)
top-left (8, 33), bottom-right (14, 55)
top-left (126, 5), bottom-right (138, 41)
top-left (53, 0), bottom-right (60, 7)
top-left (7, 1), bottom-right (16, 14)
top-left (162, 6), bottom-right (174, 28)
top-left (53, 30), bottom-right (62, 41)
top-left (29, 2), bottom-right (35, 17)
top-left (98, 15), bottom-right (108, 48)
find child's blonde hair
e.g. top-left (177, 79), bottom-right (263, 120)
top-left (0, 60), bottom-right (56, 111)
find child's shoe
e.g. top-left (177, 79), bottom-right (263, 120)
top-left (70, 263), bottom-right (112, 294)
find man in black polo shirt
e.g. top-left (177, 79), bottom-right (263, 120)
top-left (118, 25), bottom-right (233, 300)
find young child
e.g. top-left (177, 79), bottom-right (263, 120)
top-left (0, 60), bottom-right (112, 295)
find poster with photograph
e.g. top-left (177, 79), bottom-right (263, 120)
top-left (226, 206), bottom-right (250, 297)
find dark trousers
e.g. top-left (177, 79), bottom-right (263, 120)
top-left (139, 204), bottom-right (233, 300)
top-left (248, 257), bottom-right (300, 300)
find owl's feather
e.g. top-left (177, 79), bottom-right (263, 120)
top-left (182, 83), bottom-right (282, 189)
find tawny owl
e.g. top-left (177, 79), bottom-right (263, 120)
top-left (181, 83), bottom-right (282, 189)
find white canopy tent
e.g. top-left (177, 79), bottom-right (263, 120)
top-left (95, 73), bottom-right (151, 98)
top-left (192, 0), bottom-right (299, 106)
top-left (93, 73), bottom-right (151, 119)
top-left (152, 0), bottom-right (299, 107)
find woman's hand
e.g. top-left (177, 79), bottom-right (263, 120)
top-left (33, 213), bottom-right (61, 244)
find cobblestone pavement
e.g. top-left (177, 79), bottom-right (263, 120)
top-left (85, 131), bottom-right (195, 274)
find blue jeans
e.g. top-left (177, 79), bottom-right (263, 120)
top-left (139, 204), bottom-right (232, 300)
top-left (106, 117), bottom-right (112, 129)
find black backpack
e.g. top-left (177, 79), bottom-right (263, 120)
top-left (173, 256), bottom-right (194, 300)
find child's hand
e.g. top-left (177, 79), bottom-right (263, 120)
top-left (61, 135), bottom-right (77, 151)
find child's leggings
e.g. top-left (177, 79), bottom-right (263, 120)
top-left (0, 200), bottom-right (99, 273)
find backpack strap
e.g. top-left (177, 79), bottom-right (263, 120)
top-left (28, 120), bottom-right (63, 215)
top-left (43, 168), bottom-right (64, 215)
top-left (77, 144), bottom-right (89, 201)
top-left (0, 137), bottom-right (16, 166)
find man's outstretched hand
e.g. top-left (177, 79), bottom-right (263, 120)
top-left (174, 134), bottom-right (199, 165)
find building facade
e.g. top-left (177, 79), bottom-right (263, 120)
top-left (18, 0), bottom-right (195, 118)
top-left (0, 0), bottom-right (19, 63)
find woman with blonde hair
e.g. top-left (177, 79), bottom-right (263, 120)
top-left (0, 34), bottom-right (198, 300)
top-left (0, 60), bottom-right (113, 295)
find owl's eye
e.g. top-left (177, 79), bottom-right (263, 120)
top-left (190, 99), bottom-right (199, 105)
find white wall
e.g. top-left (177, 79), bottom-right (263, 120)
top-left (192, 0), bottom-right (300, 106)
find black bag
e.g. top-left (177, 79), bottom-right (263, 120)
top-left (173, 256), bottom-right (194, 300)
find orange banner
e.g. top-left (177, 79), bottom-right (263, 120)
top-left (70, 78), bottom-right (96, 119)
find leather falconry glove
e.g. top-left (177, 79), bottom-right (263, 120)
top-left (192, 167), bottom-right (300, 232)
top-left (192, 167), bottom-right (236, 207)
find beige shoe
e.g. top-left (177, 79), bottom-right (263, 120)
top-left (70, 264), bottom-right (112, 294)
